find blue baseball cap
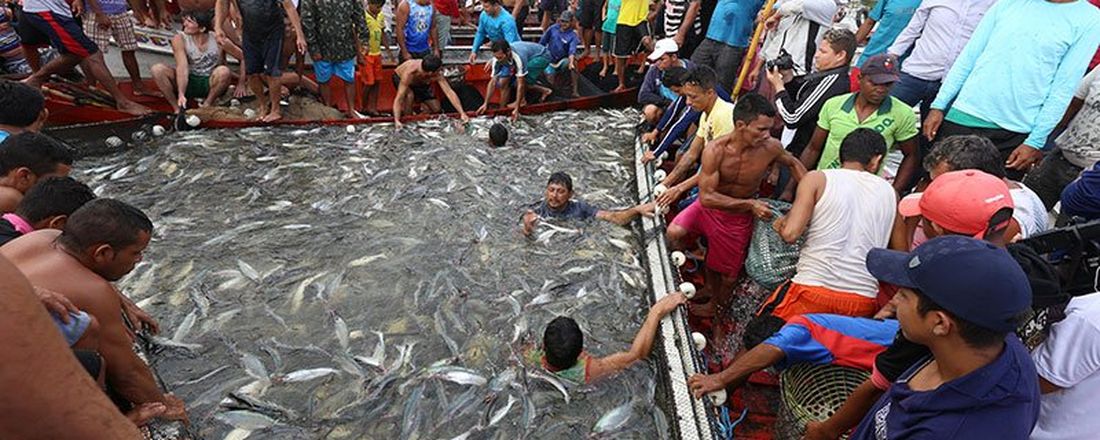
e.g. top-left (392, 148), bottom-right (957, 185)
top-left (866, 236), bottom-right (1031, 333)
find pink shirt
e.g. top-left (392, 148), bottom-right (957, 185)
top-left (2, 213), bottom-right (33, 235)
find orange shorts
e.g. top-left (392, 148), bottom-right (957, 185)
top-left (359, 54), bottom-right (383, 86)
top-left (758, 281), bottom-right (878, 320)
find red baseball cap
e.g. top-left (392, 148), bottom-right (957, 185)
top-left (898, 170), bottom-right (1014, 238)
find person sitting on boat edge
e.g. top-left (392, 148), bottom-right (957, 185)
top-left (479, 40), bottom-right (554, 121)
top-left (150, 11), bottom-right (235, 113)
top-left (687, 313), bottom-right (898, 397)
top-left (526, 292), bottom-right (686, 383)
top-left (0, 176), bottom-right (95, 247)
top-left (539, 10), bottom-right (581, 98)
top-left (0, 80), bottom-right (48, 142)
top-left (521, 171), bottom-right (656, 236)
top-left (639, 38), bottom-right (693, 127)
top-left (392, 54), bottom-right (472, 129)
top-left (639, 66), bottom-right (731, 166)
top-left (0, 133), bottom-right (74, 214)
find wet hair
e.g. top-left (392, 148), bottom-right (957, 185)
top-left (185, 10), bottom-right (214, 32)
top-left (685, 65), bottom-right (717, 91)
top-left (422, 54), bottom-right (443, 72)
top-left (368, 0), bottom-right (385, 5)
top-left (491, 40), bottom-right (512, 54)
top-left (923, 135), bottom-right (1006, 178)
top-left (543, 316), bottom-right (584, 370)
top-left (839, 128), bottom-right (887, 165)
top-left (547, 171), bottom-right (573, 192)
top-left (0, 80), bottom-right (45, 127)
top-left (742, 315), bottom-right (787, 350)
top-left (732, 92), bottom-right (776, 124)
top-left (489, 123), bottom-right (508, 147)
top-left (822, 29), bottom-right (857, 64)
top-left (16, 177), bottom-right (96, 224)
top-left (913, 289), bottom-right (1024, 349)
top-left (0, 133), bottom-right (74, 176)
top-left (660, 66), bottom-right (691, 88)
top-left (57, 198), bottom-right (153, 251)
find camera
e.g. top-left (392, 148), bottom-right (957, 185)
top-left (1016, 218), bottom-right (1100, 297)
top-left (766, 50), bottom-right (795, 72)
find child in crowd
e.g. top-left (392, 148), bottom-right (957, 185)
top-left (0, 4), bottom-right (30, 75)
top-left (539, 10), bottom-right (581, 97)
top-left (81, 0), bottom-right (154, 96)
top-left (528, 292), bottom-right (685, 383)
top-left (598, 0), bottom-right (620, 78)
top-left (300, 0), bottom-right (370, 118)
top-left (359, 0), bottom-right (390, 116)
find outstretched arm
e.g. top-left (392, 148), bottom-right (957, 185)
top-left (596, 202), bottom-right (656, 225)
top-left (687, 343), bottom-right (785, 397)
top-left (393, 79), bottom-right (410, 126)
top-left (774, 170), bottom-right (824, 243)
top-left (437, 77), bottom-right (470, 121)
top-left (587, 293), bottom-right (687, 381)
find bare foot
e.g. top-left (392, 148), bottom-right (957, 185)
top-left (346, 110), bottom-right (366, 119)
top-left (254, 105), bottom-right (269, 120)
top-left (261, 111), bottom-right (282, 123)
top-left (538, 89), bottom-right (552, 102)
top-left (613, 85), bottom-right (628, 92)
top-left (117, 99), bottom-right (152, 115)
top-left (599, 68), bottom-right (608, 77)
top-left (131, 83), bottom-right (161, 97)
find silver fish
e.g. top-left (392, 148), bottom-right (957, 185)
top-left (486, 395), bottom-right (517, 428)
top-left (593, 401), bottom-right (634, 434)
top-left (277, 367), bottom-right (339, 383)
top-left (529, 370), bottom-right (570, 403)
top-left (215, 410), bottom-right (278, 430)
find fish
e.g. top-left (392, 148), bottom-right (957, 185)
top-left (347, 253), bottom-right (387, 267)
top-left (237, 260), bottom-right (262, 282)
top-left (215, 410), bottom-right (278, 430)
top-left (434, 308), bottom-right (461, 359)
top-left (528, 370), bottom-right (570, 403)
top-left (485, 395), bottom-right (517, 428)
top-left (172, 365), bottom-right (230, 387)
top-left (592, 401), bottom-right (634, 434)
top-left (608, 238), bottom-right (632, 250)
top-left (562, 265), bottom-right (596, 276)
top-left (353, 331), bottom-right (386, 368)
top-left (171, 308), bottom-right (198, 342)
top-left (333, 312), bottom-right (350, 352)
top-left (276, 368), bottom-right (339, 383)
top-left (426, 198), bottom-right (451, 209)
top-left (428, 367), bottom-right (487, 387)
top-left (240, 352), bottom-right (269, 381)
top-left (399, 384), bottom-right (425, 440)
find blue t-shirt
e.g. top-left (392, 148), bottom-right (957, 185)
top-left (405, 1), bottom-right (434, 54)
top-left (1061, 162), bottom-right (1100, 221)
top-left (0, 130), bottom-right (9, 143)
top-left (539, 23), bottom-right (580, 63)
top-left (705, 0), bottom-right (766, 48)
top-left (86, 0), bottom-right (128, 15)
top-left (532, 199), bottom-right (599, 220)
top-left (764, 315), bottom-right (898, 370)
top-left (493, 41), bottom-right (550, 77)
top-left (471, 10), bottom-right (521, 52)
top-left (850, 335), bottom-right (1040, 440)
top-left (857, 0), bottom-right (920, 66)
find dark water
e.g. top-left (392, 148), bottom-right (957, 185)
top-left (79, 110), bottom-right (673, 439)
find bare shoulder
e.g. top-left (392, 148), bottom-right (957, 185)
top-left (764, 137), bottom-right (786, 155)
top-left (0, 186), bottom-right (22, 213)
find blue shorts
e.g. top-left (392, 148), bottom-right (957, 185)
top-left (52, 311), bottom-right (92, 346)
top-left (314, 58), bottom-right (355, 84)
top-left (242, 28), bottom-right (283, 77)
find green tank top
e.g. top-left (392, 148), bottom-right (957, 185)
top-left (524, 347), bottom-right (591, 384)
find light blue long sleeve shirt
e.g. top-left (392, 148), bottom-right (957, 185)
top-left (471, 10), bottom-right (521, 53)
top-left (930, 0), bottom-right (1100, 149)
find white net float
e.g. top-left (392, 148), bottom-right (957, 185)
top-left (706, 389), bottom-right (727, 406)
top-left (654, 183), bottom-right (667, 197)
top-left (670, 251), bottom-right (686, 267)
top-left (692, 332), bottom-right (707, 351)
top-left (653, 169), bottom-right (667, 181)
top-left (151, 125), bottom-right (166, 136)
top-left (105, 136), bottom-right (123, 148)
top-left (346, 125), bottom-right (357, 134)
top-left (679, 282), bottom-right (696, 299)
top-left (185, 115), bottom-right (201, 127)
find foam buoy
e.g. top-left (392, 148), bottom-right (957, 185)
top-left (660, 151), bottom-right (669, 161)
top-left (346, 125), bottom-right (357, 134)
top-left (706, 389), bottom-right (727, 406)
top-left (653, 169), bottom-right (667, 181)
top-left (671, 251), bottom-right (686, 267)
top-left (654, 183), bottom-right (667, 197)
top-left (654, 204), bottom-right (666, 216)
top-left (151, 125), bottom-right (166, 136)
top-left (244, 108), bottom-right (257, 119)
top-left (185, 115), bottom-right (201, 127)
top-left (679, 282), bottom-right (696, 299)
top-left (131, 130), bottom-right (147, 142)
top-left (692, 332), bottom-right (707, 351)
top-left (230, 99), bottom-right (241, 108)
top-left (105, 136), bottom-right (123, 148)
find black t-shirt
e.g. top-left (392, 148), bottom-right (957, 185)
top-left (239, 0), bottom-right (286, 38)
top-left (0, 218), bottom-right (23, 247)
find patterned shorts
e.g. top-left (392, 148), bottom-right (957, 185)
top-left (83, 12), bottom-right (138, 53)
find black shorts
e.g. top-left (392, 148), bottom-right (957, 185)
top-left (242, 27), bottom-right (284, 76)
top-left (577, 0), bottom-right (601, 29)
top-left (512, 4), bottom-right (530, 29)
top-left (20, 11), bottom-right (98, 57)
top-left (539, 0), bottom-right (569, 16)
top-left (392, 73), bottom-right (436, 102)
top-left (613, 22), bottom-right (650, 58)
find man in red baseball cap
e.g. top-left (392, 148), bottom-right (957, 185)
top-left (897, 169), bottom-right (1016, 245)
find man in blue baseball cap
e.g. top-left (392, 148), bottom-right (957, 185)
top-left (848, 235), bottom-right (1040, 439)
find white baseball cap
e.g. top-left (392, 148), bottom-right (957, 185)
top-left (647, 38), bottom-right (679, 61)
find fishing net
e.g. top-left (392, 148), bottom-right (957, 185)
top-left (44, 114), bottom-right (170, 159)
top-left (745, 199), bottom-right (803, 291)
top-left (776, 363), bottom-right (869, 440)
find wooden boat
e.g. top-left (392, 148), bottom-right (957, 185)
top-left (41, 55), bottom-right (643, 129)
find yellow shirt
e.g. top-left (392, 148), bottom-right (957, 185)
top-left (364, 10), bottom-right (384, 55)
top-left (696, 97), bottom-right (735, 142)
top-left (616, 0), bottom-right (649, 27)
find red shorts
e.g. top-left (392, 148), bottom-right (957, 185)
top-left (671, 200), bottom-right (753, 277)
top-left (358, 54), bottom-right (383, 86)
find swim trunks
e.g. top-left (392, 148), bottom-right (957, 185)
top-left (314, 58), bottom-right (355, 84)
top-left (20, 11), bottom-right (99, 58)
top-left (757, 280), bottom-right (879, 320)
top-left (671, 199), bottom-right (753, 276)
top-left (51, 311), bottom-right (92, 346)
top-left (185, 74), bottom-right (210, 99)
top-left (242, 26), bottom-right (283, 76)
top-left (358, 53), bottom-right (383, 86)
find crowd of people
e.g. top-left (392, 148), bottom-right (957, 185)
top-left (1, 0), bottom-right (1100, 437)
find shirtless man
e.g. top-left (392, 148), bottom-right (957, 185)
top-left (1, 199), bottom-right (187, 424)
top-left (0, 133), bottom-right (74, 214)
top-left (392, 54), bottom-right (471, 129)
top-left (666, 92), bottom-right (806, 318)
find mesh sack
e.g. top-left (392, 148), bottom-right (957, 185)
top-left (777, 363), bottom-right (870, 440)
top-left (745, 199), bottom-right (803, 291)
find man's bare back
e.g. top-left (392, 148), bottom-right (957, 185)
top-left (396, 60), bottom-right (440, 86)
top-left (0, 231), bottom-right (113, 309)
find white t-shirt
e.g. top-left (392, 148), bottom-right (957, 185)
top-left (1057, 67), bottom-right (1100, 169)
top-left (1010, 182), bottom-right (1049, 239)
top-left (792, 169), bottom-right (898, 298)
top-left (1031, 292), bottom-right (1100, 440)
top-left (22, 0), bottom-right (74, 17)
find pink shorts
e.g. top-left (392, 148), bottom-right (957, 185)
top-left (671, 200), bottom-right (754, 276)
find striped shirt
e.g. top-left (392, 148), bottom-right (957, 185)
top-left (663, 0), bottom-right (701, 38)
